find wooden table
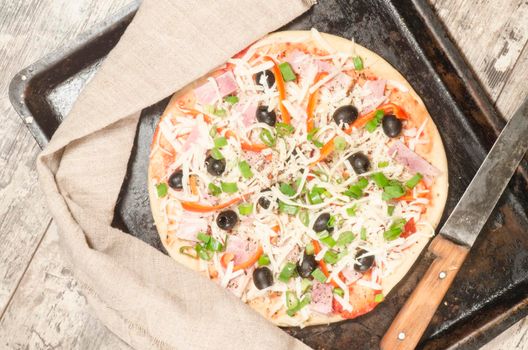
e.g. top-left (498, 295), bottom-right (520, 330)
top-left (0, 0), bottom-right (526, 348)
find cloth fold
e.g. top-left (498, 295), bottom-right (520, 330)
top-left (36, 0), bottom-right (314, 349)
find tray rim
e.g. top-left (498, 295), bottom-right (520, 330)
top-left (8, 0), bottom-right (527, 349)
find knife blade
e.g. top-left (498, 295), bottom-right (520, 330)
top-left (381, 98), bottom-right (528, 350)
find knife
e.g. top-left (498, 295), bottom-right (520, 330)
top-left (380, 99), bottom-right (528, 350)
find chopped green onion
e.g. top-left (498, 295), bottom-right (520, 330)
top-left (334, 136), bottom-right (347, 151)
top-left (336, 231), bottom-right (355, 246)
top-left (307, 128), bottom-right (319, 141)
top-left (323, 250), bottom-right (339, 264)
top-left (371, 172), bottom-right (389, 188)
top-left (308, 187), bottom-right (323, 204)
top-left (286, 291), bottom-right (300, 310)
top-left (299, 210), bottom-right (310, 227)
top-left (224, 95), bottom-right (239, 104)
top-left (383, 218), bottom-right (407, 241)
top-left (204, 105), bottom-right (215, 114)
top-left (365, 109), bottom-right (384, 132)
top-left (333, 287), bottom-right (345, 297)
top-left (327, 215), bottom-right (336, 228)
top-left (278, 201), bottom-right (299, 215)
top-left (305, 242), bottom-right (315, 255)
top-left (213, 108), bottom-right (227, 117)
top-left (156, 183), bottom-right (168, 198)
top-left (353, 56), bottom-right (364, 70)
top-left (179, 246), bottom-right (198, 259)
top-left (210, 147), bottom-right (224, 160)
top-left (279, 262), bottom-right (297, 283)
top-left (374, 293), bottom-right (385, 303)
top-left (346, 205), bottom-right (358, 217)
top-left (258, 254), bottom-right (270, 266)
top-left (220, 182), bottom-right (238, 194)
top-left (209, 127), bottom-right (217, 137)
top-left (387, 205), bottom-right (395, 216)
top-left (214, 136), bottom-right (228, 148)
top-left (195, 244), bottom-right (212, 260)
top-left (259, 129), bottom-right (276, 147)
top-left (344, 184), bottom-right (363, 199)
top-left (360, 227), bottom-right (367, 240)
top-left (238, 202), bottom-right (253, 215)
top-left (313, 139), bottom-right (324, 148)
top-left (206, 237), bottom-right (224, 252)
top-left (357, 177), bottom-right (369, 189)
top-left (301, 278), bottom-right (312, 293)
top-left (378, 161), bottom-right (389, 168)
top-left (286, 295), bottom-right (311, 317)
top-left (320, 235), bottom-right (336, 248)
top-left (279, 62), bottom-right (296, 81)
top-left (279, 183), bottom-right (296, 196)
top-left (382, 182), bottom-right (406, 201)
top-left (276, 122), bottom-right (295, 137)
top-left (197, 232), bottom-right (210, 243)
top-left (406, 173), bottom-right (423, 189)
top-left (311, 268), bottom-right (327, 283)
top-left (208, 183), bottom-right (222, 196)
top-left (238, 160), bottom-right (253, 179)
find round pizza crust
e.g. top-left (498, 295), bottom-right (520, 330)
top-left (148, 31), bottom-right (449, 327)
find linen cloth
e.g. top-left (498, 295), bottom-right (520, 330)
top-left (37, 0), bottom-right (314, 348)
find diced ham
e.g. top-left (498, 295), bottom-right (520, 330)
top-left (360, 79), bottom-right (387, 113)
top-left (193, 71), bottom-right (238, 105)
top-left (193, 80), bottom-right (218, 106)
top-left (389, 140), bottom-right (441, 184)
top-left (174, 212), bottom-right (209, 242)
top-left (284, 50), bottom-right (310, 74)
top-left (226, 235), bottom-right (257, 265)
top-left (216, 71), bottom-right (238, 96)
top-left (324, 72), bottom-right (352, 92)
top-left (237, 99), bottom-right (258, 127)
top-left (310, 281), bottom-right (333, 315)
top-left (182, 123), bottom-right (202, 152)
top-left (315, 59), bottom-right (337, 73)
top-left (341, 266), bottom-right (362, 284)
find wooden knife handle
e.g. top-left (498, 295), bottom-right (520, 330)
top-left (380, 235), bottom-right (469, 350)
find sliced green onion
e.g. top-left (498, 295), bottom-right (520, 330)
top-left (224, 95), bottom-right (239, 104)
top-left (299, 210), bottom-right (310, 227)
top-left (378, 161), bottom-right (389, 168)
top-left (360, 227), bottom-right (367, 240)
top-left (214, 136), bottom-right (228, 148)
top-left (206, 237), bottom-right (224, 252)
top-left (382, 183), bottom-right (406, 201)
top-left (278, 201), bottom-right (299, 215)
top-left (279, 262), bottom-right (297, 283)
top-left (307, 128), bottom-right (319, 141)
top-left (320, 235), bottom-right (336, 248)
top-left (313, 139), bottom-right (324, 148)
top-left (311, 268), bottom-right (327, 283)
top-left (305, 242), bottom-right (315, 255)
top-left (279, 183), bottom-right (296, 196)
top-left (301, 278), bottom-right (312, 293)
top-left (308, 187), bottom-right (323, 204)
top-left (346, 205), bottom-right (357, 217)
top-left (276, 122), bottom-right (295, 137)
top-left (279, 62), bottom-right (296, 81)
top-left (258, 254), bottom-right (270, 266)
top-left (374, 293), bottom-right (385, 303)
top-left (286, 294), bottom-right (311, 317)
top-left (357, 177), bottom-right (369, 189)
top-left (179, 246), bottom-right (198, 259)
top-left (238, 160), bottom-right (253, 179)
top-left (210, 147), bottom-right (224, 160)
top-left (353, 56), bottom-right (364, 70)
top-left (371, 172), bottom-right (389, 188)
top-left (259, 129), bottom-right (276, 147)
top-left (209, 127), bottom-right (217, 137)
top-left (220, 182), bottom-right (238, 194)
top-left (204, 105), bottom-right (215, 114)
top-left (333, 287), bottom-right (345, 297)
top-left (387, 205), bottom-right (395, 216)
top-left (286, 291), bottom-right (300, 310)
top-left (406, 173), bottom-right (423, 189)
top-left (213, 108), bottom-right (227, 117)
top-left (323, 250), bottom-right (339, 264)
top-left (334, 136), bottom-right (347, 151)
top-left (336, 231), bottom-right (355, 246)
top-left (197, 232), bottom-right (210, 244)
top-left (195, 244), bottom-right (212, 261)
top-left (383, 218), bottom-right (407, 241)
top-left (344, 184), bottom-right (363, 199)
top-left (208, 183), bottom-right (222, 196)
top-left (238, 202), bottom-right (253, 215)
top-left (365, 109), bottom-right (384, 132)
top-left (156, 183), bottom-right (168, 198)
top-left (327, 215), bottom-right (336, 228)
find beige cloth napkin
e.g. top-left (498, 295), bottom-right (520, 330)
top-left (36, 0), bottom-right (315, 349)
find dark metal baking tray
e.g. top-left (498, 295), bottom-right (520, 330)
top-left (9, 0), bottom-right (528, 349)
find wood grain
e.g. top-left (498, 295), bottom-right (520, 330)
top-left (0, 0), bottom-right (526, 349)
top-left (380, 236), bottom-right (469, 350)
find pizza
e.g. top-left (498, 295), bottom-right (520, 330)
top-left (148, 30), bottom-right (448, 327)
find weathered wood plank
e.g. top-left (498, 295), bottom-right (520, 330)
top-left (0, 0), bottom-right (132, 317)
top-left (496, 41), bottom-right (528, 120)
top-left (482, 317), bottom-right (528, 350)
top-left (431, 0), bottom-right (528, 107)
top-left (0, 223), bottom-right (132, 349)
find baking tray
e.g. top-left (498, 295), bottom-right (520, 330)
top-left (9, 0), bottom-right (528, 349)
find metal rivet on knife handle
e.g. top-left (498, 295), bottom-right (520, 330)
top-left (397, 332), bottom-right (406, 341)
top-left (439, 271), bottom-right (446, 279)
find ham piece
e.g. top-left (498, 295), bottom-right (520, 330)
top-left (310, 281), bottom-right (333, 315)
top-left (237, 99), bottom-right (258, 127)
top-left (361, 79), bottom-right (387, 113)
top-left (194, 71), bottom-right (237, 105)
top-left (389, 140), bottom-right (441, 184)
top-left (174, 212), bottom-right (209, 242)
top-left (225, 235), bottom-right (257, 265)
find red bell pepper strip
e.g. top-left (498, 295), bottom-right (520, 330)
top-left (306, 72), bottom-right (328, 132)
top-left (263, 56), bottom-right (291, 124)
